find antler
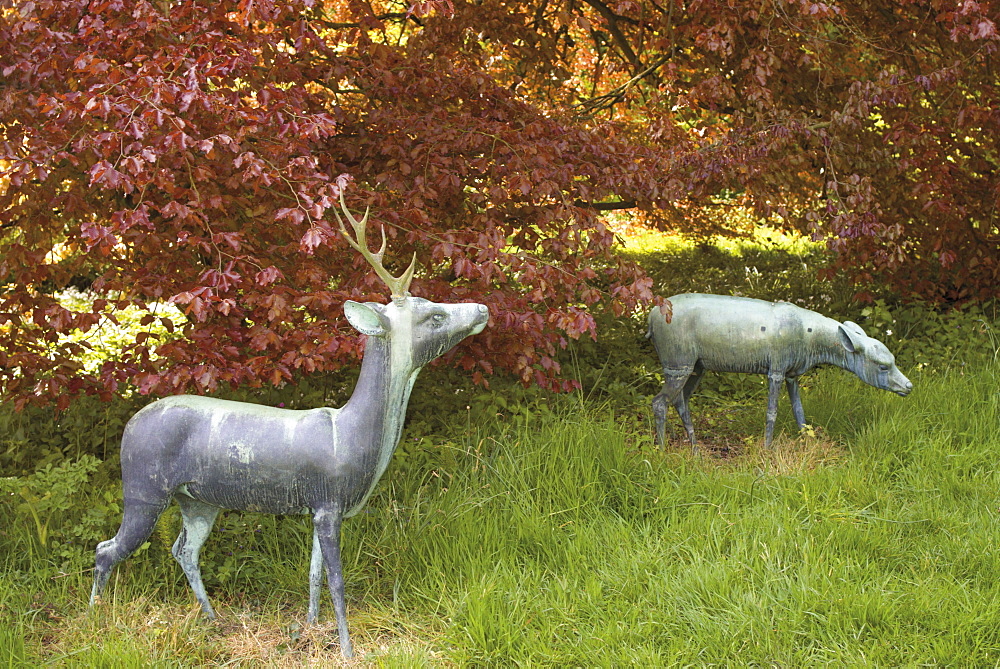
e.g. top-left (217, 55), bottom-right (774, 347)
top-left (335, 190), bottom-right (416, 299)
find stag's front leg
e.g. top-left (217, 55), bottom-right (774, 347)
top-left (172, 494), bottom-right (222, 619)
top-left (313, 506), bottom-right (353, 658)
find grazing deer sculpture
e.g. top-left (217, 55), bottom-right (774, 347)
top-left (647, 293), bottom-right (912, 448)
top-left (90, 194), bottom-right (489, 658)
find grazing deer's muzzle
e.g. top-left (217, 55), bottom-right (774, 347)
top-left (892, 375), bottom-right (914, 397)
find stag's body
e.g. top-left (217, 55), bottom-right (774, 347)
top-left (647, 293), bottom-right (913, 447)
top-left (91, 196), bottom-right (488, 659)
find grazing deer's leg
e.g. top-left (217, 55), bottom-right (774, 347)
top-left (675, 402), bottom-right (697, 449)
top-left (654, 367), bottom-right (696, 446)
top-left (652, 364), bottom-right (701, 451)
top-left (666, 367), bottom-right (697, 447)
top-left (307, 528), bottom-right (324, 624)
top-left (653, 371), bottom-right (694, 444)
top-left (682, 363), bottom-right (705, 405)
top-left (651, 390), bottom-right (671, 447)
top-left (172, 494), bottom-right (222, 619)
top-left (764, 373), bottom-right (785, 448)
top-left (91, 498), bottom-right (169, 606)
top-left (680, 365), bottom-right (706, 453)
top-left (785, 377), bottom-right (807, 430)
top-left (313, 507), bottom-right (352, 658)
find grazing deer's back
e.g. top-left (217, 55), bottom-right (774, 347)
top-left (647, 294), bottom-right (834, 374)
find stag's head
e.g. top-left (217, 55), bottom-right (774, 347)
top-left (337, 193), bottom-right (489, 369)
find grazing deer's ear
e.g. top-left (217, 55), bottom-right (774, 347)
top-left (344, 301), bottom-right (387, 336)
top-left (838, 322), bottom-right (865, 353)
top-left (842, 320), bottom-right (867, 337)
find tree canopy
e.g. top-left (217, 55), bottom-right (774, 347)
top-left (1, 0), bottom-right (998, 407)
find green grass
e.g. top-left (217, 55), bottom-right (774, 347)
top-left (5, 354), bottom-right (1000, 665)
top-left (5, 225), bottom-right (1000, 664)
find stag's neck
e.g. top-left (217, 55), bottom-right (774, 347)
top-left (339, 336), bottom-right (420, 508)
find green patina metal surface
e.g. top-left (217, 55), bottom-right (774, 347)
top-left (647, 293), bottom-right (913, 448)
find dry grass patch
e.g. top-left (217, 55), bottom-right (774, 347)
top-left (738, 429), bottom-right (845, 475)
top-left (196, 608), bottom-right (443, 667)
top-left (36, 598), bottom-right (443, 667)
top-left (654, 426), bottom-right (845, 475)
top-left (215, 609), bottom-right (444, 667)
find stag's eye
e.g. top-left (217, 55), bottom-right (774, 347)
top-left (430, 313), bottom-right (446, 327)
top-left (878, 364), bottom-right (890, 372)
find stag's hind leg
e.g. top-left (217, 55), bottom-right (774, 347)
top-left (172, 494), bottom-right (222, 618)
top-left (91, 497), bottom-right (169, 606)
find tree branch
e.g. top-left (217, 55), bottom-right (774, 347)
top-left (574, 199), bottom-right (638, 211)
top-left (580, 0), bottom-right (642, 71)
top-left (313, 13), bottom-right (422, 30)
top-left (574, 54), bottom-right (671, 117)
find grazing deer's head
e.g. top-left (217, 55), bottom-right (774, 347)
top-left (837, 321), bottom-right (913, 397)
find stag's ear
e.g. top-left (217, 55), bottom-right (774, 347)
top-left (838, 321), bottom-right (866, 353)
top-left (344, 301), bottom-right (388, 336)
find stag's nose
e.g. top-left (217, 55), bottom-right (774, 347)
top-left (469, 304), bottom-right (489, 335)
